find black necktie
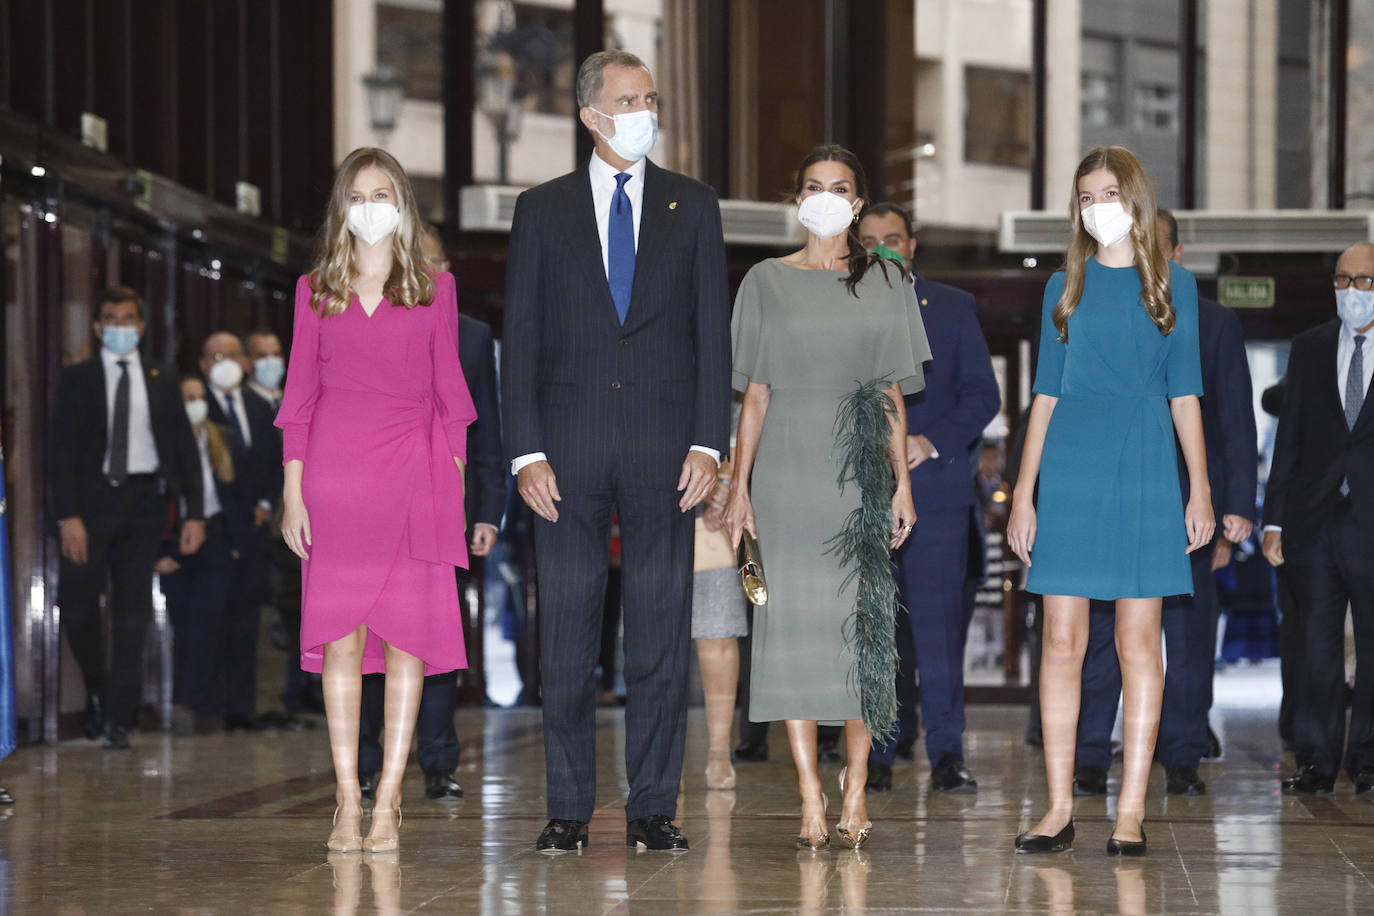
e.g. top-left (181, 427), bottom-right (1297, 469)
top-left (109, 360), bottom-right (130, 483)
top-left (225, 391), bottom-right (249, 446)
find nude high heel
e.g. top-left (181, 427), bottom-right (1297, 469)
top-left (363, 806), bottom-right (402, 854)
top-left (327, 806), bottom-right (364, 853)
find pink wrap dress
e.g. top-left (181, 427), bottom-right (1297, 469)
top-left (275, 271), bottom-right (477, 675)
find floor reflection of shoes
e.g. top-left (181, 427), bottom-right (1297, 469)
top-left (0, 787), bottom-right (15, 805)
top-left (705, 756), bottom-right (736, 790)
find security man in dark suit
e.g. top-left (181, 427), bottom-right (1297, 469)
top-left (200, 331), bottom-right (282, 731)
top-left (1266, 241), bottom-right (1374, 796)
top-left (1073, 211), bottom-right (1258, 797)
top-left (47, 285), bottom-right (205, 749)
top-left (357, 230), bottom-right (507, 803)
top-left (857, 203), bottom-right (1001, 794)
top-left (502, 50), bottom-right (731, 851)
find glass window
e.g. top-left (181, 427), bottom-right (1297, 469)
top-left (1134, 82), bottom-right (1179, 132)
top-left (1349, 0), bottom-right (1374, 209)
top-left (965, 68), bottom-right (1032, 168)
top-left (377, 2), bottom-right (443, 102)
top-left (1081, 73), bottom-right (1117, 127)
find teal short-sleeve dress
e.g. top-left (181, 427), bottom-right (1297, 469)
top-left (1027, 258), bottom-right (1203, 600)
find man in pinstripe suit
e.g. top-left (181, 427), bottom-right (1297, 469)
top-left (501, 50), bottom-right (732, 852)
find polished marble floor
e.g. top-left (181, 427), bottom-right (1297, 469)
top-left (0, 700), bottom-right (1370, 914)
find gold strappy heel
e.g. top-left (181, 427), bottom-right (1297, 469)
top-left (835, 767), bottom-right (872, 849)
top-left (796, 792), bottom-right (830, 849)
top-left (327, 806), bottom-right (364, 853)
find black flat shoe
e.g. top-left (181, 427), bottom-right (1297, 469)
top-left (536, 818), bottom-right (588, 853)
top-left (1354, 768), bottom-right (1374, 795)
top-left (1281, 764), bottom-right (1334, 795)
top-left (732, 740), bottom-right (768, 763)
top-left (1166, 765), bottom-right (1206, 796)
top-left (930, 754), bottom-right (977, 794)
top-left (865, 763), bottom-right (893, 793)
top-left (1072, 766), bottom-right (1108, 796)
top-left (358, 772), bottom-right (378, 801)
top-left (1107, 829), bottom-right (1147, 857)
top-left (424, 772), bottom-right (464, 802)
top-left (1015, 819), bottom-right (1074, 853)
top-left (627, 814), bottom-right (688, 851)
top-left (102, 724), bottom-right (130, 750)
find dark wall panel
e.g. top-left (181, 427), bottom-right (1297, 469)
top-left (90, 0), bottom-right (133, 160)
top-left (8, 0), bottom-right (53, 123)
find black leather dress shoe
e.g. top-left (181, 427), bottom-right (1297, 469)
top-left (895, 737), bottom-right (917, 761)
top-left (83, 695), bottom-right (105, 741)
top-left (1072, 766), bottom-right (1108, 796)
top-left (865, 763), bottom-right (893, 792)
top-left (536, 818), bottom-right (588, 852)
top-left (1166, 765), bottom-right (1206, 796)
top-left (1015, 819), bottom-right (1073, 853)
top-left (103, 724), bottom-right (130, 750)
top-left (0, 786), bottom-right (14, 805)
top-left (1352, 768), bottom-right (1374, 795)
top-left (930, 754), bottom-right (977, 793)
top-left (424, 772), bottom-right (464, 802)
top-left (732, 740), bottom-right (768, 763)
top-left (626, 814), bottom-right (688, 851)
top-left (1204, 726), bottom-right (1222, 760)
top-left (1281, 764), bottom-right (1334, 795)
top-left (224, 715), bottom-right (265, 733)
top-left (358, 772), bottom-right (378, 801)
top-left (1107, 829), bottom-right (1147, 857)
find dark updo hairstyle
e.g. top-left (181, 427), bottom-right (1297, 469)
top-left (792, 144), bottom-right (904, 296)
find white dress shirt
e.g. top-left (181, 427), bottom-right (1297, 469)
top-left (510, 153), bottom-right (719, 475)
top-left (1265, 320), bottom-right (1373, 532)
top-left (194, 427), bottom-right (224, 519)
top-left (101, 346), bottom-right (159, 476)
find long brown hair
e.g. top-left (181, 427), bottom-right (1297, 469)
top-left (308, 147), bottom-right (436, 316)
top-left (792, 145), bottom-right (904, 297)
top-left (1053, 146), bottom-right (1173, 341)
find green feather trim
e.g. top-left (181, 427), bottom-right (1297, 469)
top-left (825, 376), bottom-right (901, 741)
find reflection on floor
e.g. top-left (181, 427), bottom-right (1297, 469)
top-left (0, 701), bottom-right (1370, 914)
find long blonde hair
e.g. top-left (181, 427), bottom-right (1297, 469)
top-left (1054, 146), bottom-right (1174, 341)
top-left (204, 422), bottom-right (236, 484)
top-left (308, 147), bottom-right (436, 316)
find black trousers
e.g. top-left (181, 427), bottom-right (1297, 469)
top-left (223, 529), bottom-right (268, 720)
top-left (58, 478), bottom-right (168, 727)
top-left (1285, 503), bottom-right (1374, 777)
top-left (535, 479), bottom-right (694, 823)
top-left (164, 516), bottom-right (234, 715)
top-left (1275, 565), bottom-right (1300, 748)
top-left (358, 671), bottom-right (460, 777)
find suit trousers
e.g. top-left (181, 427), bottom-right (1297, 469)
top-left (223, 530), bottom-right (267, 720)
top-left (1275, 565), bottom-right (1301, 748)
top-left (535, 476), bottom-right (693, 823)
top-left (1285, 502), bottom-right (1374, 777)
top-left (1076, 552), bottom-right (1217, 773)
top-left (871, 508), bottom-right (969, 767)
top-left (58, 479), bottom-right (168, 727)
top-left (164, 516), bottom-right (235, 715)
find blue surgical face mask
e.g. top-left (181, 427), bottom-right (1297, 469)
top-left (253, 355), bottom-right (285, 389)
top-left (592, 108), bottom-right (659, 162)
top-left (1337, 286), bottom-right (1374, 332)
top-left (102, 325), bottom-right (141, 356)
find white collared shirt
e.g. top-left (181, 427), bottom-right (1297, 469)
top-left (194, 427), bottom-right (224, 519)
top-left (589, 151), bottom-right (646, 278)
top-left (214, 385), bottom-right (253, 448)
top-left (1337, 321), bottom-right (1373, 414)
top-left (509, 154), bottom-right (718, 474)
top-left (100, 346), bottom-right (160, 475)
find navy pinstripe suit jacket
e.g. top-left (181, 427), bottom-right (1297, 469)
top-left (501, 160), bottom-right (732, 488)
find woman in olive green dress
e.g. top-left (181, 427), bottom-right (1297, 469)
top-left (725, 145), bottom-right (931, 849)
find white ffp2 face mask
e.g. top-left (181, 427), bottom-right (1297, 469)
top-left (347, 202), bottom-right (401, 247)
top-left (209, 358), bottom-right (244, 392)
top-left (1079, 201), bottom-right (1134, 248)
top-left (184, 398), bottom-right (209, 427)
top-left (797, 191), bottom-right (858, 240)
top-left (1337, 286), bottom-right (1374, 332)
top-left (593, 109), bottom-right (659, 162)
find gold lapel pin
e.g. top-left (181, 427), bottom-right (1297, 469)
top-left (669, 201), bottom-right (678, 210)
top-left (150, 368), bottom-right (160, 376)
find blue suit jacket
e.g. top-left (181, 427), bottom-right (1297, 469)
top-left (905, 275), bottom-right (1001, 512)
top-left (1177, 297), bottom-right (1257, 523)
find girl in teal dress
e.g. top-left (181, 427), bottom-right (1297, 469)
top-left (1007, 147), bottom-right (1214, 856)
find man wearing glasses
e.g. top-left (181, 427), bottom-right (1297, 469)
top-left (1264, 242), bottom-right (1374, 796)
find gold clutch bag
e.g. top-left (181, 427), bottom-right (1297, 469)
top-left (738, 530), bottom-right (768, 606)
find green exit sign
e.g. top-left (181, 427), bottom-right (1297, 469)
top-left (1218, 276), bottom-right (1275, 309)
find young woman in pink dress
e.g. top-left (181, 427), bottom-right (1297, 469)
top-left (276, 148), bottom-right (476, 853)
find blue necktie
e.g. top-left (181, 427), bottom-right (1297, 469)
top-left (608, 172), bottom-right (635, 325)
